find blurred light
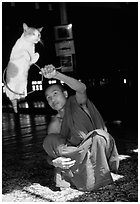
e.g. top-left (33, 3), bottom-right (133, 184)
top-left (112, 120), bottom-right (122, 125)
top-left (118, 155), bottom-right (131, 160)
top-left (32, 85), bottom-right (36, 91)
top-left (100, 78), bottom-right (107, 86)
top-left (36, 85), bottom-right (39, 91)
top-left (60, 80), bottom-right (64, 84)
top-left (68, 24), bottom-right (72, 29)
top-left (48, 80), bottom-right (57, 84)
top-left (25, 102), bottom-right (29, 108)
top-left (131, 149), bottom-right (138, 153)
top-left (32, 81), bottom-right (42, 85)
top-left (33, 101), bottom-right (45, 108)
top-left (124, 79), bottom-right (127, 84)
top-left (19, 102), bottom-right (29, 109)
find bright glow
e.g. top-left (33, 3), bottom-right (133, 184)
top-left (132, 149), bottom-right (138, 153)
top-left (60, 80), bottom-right (64, 84)
top-left (32, 81), bottom-right (42, 85)
top-left (48, 80), bottom-right (57, 84)
top-left (111, 173), bottom-right (124, 181)
top-left (36, 85), bottom-right (39, 91)
top-left (52, 80), bottom-right (56, 84)
top-left (25, 102), bottom-right (29, 108)
top-left (124, 79), bottom-right (127, 84)
top-left (68, 24), bottom-right (72, 29)
top-left (40, 85), bottom-right (42, 90)
top-left (32, 85), bottom-right (36, 91)
top-left (118, 155), bottom-right (131, 161)
top-left (19, 102), bottom-right (29, 108)
top-left (112, 120), bottom-right (122, 125)
top-left (37, 81), bottom-right (41, 84)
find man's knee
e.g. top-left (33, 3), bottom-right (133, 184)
top-left (93, 134), bottom-right (107, 147)
top-left (43, 134), bottom-right (58, 151)
top-left (43, 133), bottom-right (66, 155)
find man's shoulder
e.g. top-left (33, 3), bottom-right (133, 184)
top-left (67, 95), bottom-right (76, 101)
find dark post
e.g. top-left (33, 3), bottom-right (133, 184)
top-left (59, 2), bottom-right (68, 25)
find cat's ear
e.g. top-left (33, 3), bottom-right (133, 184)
top-left (38, 27), bottom-right (43, 32)
top-left (23, 23), bottom-right (29, 32)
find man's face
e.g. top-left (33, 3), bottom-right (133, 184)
top-left (45, 85), bottom-right (67, 111)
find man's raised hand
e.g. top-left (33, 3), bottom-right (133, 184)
top-left (41, 64), bottom-right (57, 79)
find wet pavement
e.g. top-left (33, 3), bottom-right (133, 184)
top-left (2, 109), bottom-right (49, 165)
top-left (2, 103), bottom-right (138, 161)
top-left (2, 103), bottom-right (138, 202)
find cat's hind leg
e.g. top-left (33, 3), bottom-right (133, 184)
top-left (11, 99), bottom-right (18, 113)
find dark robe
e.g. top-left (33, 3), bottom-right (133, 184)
top-left (43, 96), bottom-right (119, 191)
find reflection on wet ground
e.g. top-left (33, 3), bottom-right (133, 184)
top-left (2, 112), bottom-right (50, 164)
top-left (2, 105), bottom-right (138, 202)
top-left (2, 107), bottom-right (138, 163)
top-left (2, 104), bottom-right (137, 160)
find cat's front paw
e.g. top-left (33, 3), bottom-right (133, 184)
top-left (31, 53), bottom-right (39, 64)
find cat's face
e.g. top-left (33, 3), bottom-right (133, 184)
top-left (23, 23), bottom-right (43, 44)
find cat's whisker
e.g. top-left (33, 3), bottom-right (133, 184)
top-left (56, 66), bottom-right (64, 70)
top-left (39, 39), bottom-right (44, 46)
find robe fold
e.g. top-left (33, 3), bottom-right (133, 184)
top-left (43, 96), bottom-right (119, 191)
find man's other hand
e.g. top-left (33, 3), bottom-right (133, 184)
top-left (52, 157), bottom-right (76, 169)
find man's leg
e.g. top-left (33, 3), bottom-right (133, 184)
top-left (43, 134), bottom-right (72, 189)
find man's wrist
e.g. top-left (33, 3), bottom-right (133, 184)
top-left (54, 71), bottom-right (61, 79)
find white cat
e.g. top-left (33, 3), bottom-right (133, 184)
top-left (4, 23), bottom-right (43, 112)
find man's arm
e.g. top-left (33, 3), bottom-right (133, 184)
top-left (55, 71), bottom-right (87, 105)
top-left (41, 64), bottom-right (87, 105)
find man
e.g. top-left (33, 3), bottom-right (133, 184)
top-left (42, 64), bottom-right (119, 191)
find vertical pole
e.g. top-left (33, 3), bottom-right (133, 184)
top-left (59, 2), bottom-right (68, 25)
top-left (58, 2), bottom-right (76, 74)
top-left (35, 2), bottom-right (40, 10)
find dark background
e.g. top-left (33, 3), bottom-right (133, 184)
top-left (2, 2), bottom-right (138, 126)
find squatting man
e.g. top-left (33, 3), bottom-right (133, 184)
top-left (41, 64), bottom-right (119, 191)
